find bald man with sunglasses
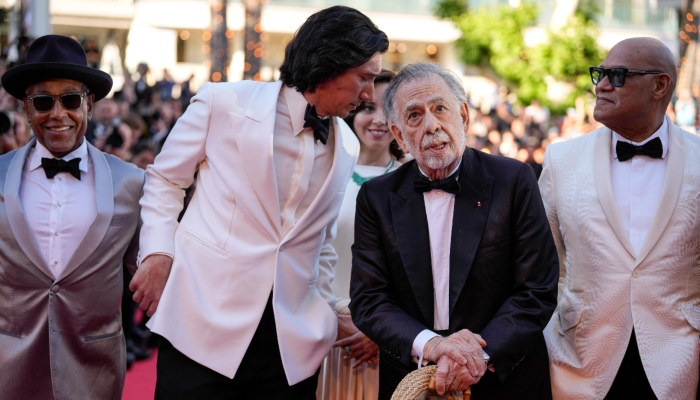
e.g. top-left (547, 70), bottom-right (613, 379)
top-left (540, 37), bottom-right (700, 399)
top-left (0, 35), bottom-right (143, 399)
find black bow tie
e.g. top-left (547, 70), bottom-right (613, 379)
top-left (41, 157), bottom-right (81, 180)
top-left (616, 137), bottom-right (663, 162)
top-left (304, 104), bottom-right (330, 145)
top-left (414, 172), bottom-right (460, 195)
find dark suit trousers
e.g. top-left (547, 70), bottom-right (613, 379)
top-left (604, 330), bottom-right (657, 400)
top-left (155, 294), bottom-right (320, 400)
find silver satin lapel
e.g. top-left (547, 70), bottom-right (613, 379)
top-left (634, 120), bottom-right (685, 266)
top-left (57, 144), bottom-right (113, 281)
top-left (593, 129), bottom-right (636, 258)
top-left (4, 139), bottom-right (54, 279)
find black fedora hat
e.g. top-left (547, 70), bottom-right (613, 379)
top-left (1, 34), bottom-right (112, 101)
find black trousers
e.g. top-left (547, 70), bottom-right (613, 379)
top-left (604, 330), bottom-right (657, 400)
top-left (155, 295), bottom-right (320, 400)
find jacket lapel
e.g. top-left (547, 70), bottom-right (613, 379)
top-left (449, 149), bottom-right (493, 317)
top-left (593, 129), bottom-right (636, 258)
top-left (58, 143), bottom-right (113, 281)
top-left (634, 119), bottom-right (684, 266)
top-left (4, 140), bottom-right (54, 280)
top-left (234, 81), bottom-right (283, 240)
top-left (391, 162), bottom-right (434, 326)
top-left (282, 118), bottom-right (356, 243)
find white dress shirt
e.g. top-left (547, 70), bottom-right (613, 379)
top-left (20, 140), bottom-right (97, 278)
top-left (273, 85), bottom-right (334, 235)
top-left (411, 164), bottom-right (460, 365)
top-left (611, 119), bottom-right (668, 255)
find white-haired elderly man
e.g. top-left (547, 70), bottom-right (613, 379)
top-left (349, 62), bottom-right (558, 399)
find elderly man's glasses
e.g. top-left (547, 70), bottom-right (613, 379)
top-left (589, 67), bottom-right (662, 87)
top-left (27, 92), bottom-right (87, 112)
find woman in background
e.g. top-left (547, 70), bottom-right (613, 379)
top-left (317, 69), bottom-right (404, 400)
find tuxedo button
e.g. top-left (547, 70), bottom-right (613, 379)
top-left (633, 270), bottom-right (640, 278)
top-left (279, 245), bottom-right (285, 252)
top-left (51, 285), bottom-right (60, 293)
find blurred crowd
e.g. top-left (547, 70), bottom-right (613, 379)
top-left (2, 35), bottom-right (699, 372)
top-left (0, 36), bottom-right (196, 175)
top-left (4, 36), bottom-right (700, 186)
top-left (465, 92), bottom-right (600, 179)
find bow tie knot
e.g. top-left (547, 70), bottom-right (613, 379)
top-left (41, 157), bottom-right (81, 180)
top-left (304, 104), bottom-right (330, 145)
top-left (414, 172), bottom-right (460, 195)
top-left (615, 137), bottom-right (662, 162)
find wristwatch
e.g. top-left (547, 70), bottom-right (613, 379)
top-left (482, 350), bottom-right (495, 372)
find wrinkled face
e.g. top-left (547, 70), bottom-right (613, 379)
top-left (593, 44), bottom-right (658, 132)
top-left (353, 82), bottom-right (394, 153)
top-left (390, 75), bottom-right (469, 177)
top-left (313, 52), bottom-right (382, 118)
top-left (24, 79), bottom-right (93, 158)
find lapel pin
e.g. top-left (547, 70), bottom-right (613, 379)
top-left (477, 201), bottom-right (481, 207)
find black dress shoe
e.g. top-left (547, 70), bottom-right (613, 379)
top-left (127, 339), bottom-right (151, 360)
top-left (126, 350), bottom-right (136, 370)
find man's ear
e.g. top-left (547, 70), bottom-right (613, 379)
top-left (86, 94), bottom-right (95, 120)
top-left (390, 123), bottom-right (409, 153)
top-left (460, 102), bottom-right (470, 132)
top-left (653, 74), bottom-right (672, 100)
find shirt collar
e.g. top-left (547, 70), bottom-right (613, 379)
top-left (611, 117), bottom-right (669, 160)
top-left (418, 160), bottom-right (461, 181)
top-left (284, 85), bottom-right (311, 137)
top-left (29, 139), bottom-right (89, 173)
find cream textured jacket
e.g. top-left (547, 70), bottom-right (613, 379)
top-left (539, 118), bottom-right (700, 400)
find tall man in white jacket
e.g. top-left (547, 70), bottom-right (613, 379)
top-left (540, 37), bottom-right (700, 399)
top-left (129, 6), bottom-right (387, 399)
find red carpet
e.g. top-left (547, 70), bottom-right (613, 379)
top-left (122, 350), bottom-right (158, 400)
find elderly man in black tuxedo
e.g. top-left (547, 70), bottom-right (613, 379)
top-left (349, 62), bottom-right (558, 400)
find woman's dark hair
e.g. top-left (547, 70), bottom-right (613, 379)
top-left (279, 6), bottom-right (388, 93)
top-left (343, 69), bottom-right (404, 161)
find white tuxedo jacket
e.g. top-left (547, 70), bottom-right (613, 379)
top-left (539, 118), bottom-right (700, 400)
top-left (138, 80), bottom-right (359, 384)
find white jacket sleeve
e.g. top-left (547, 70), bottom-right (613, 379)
top-left (138, 83), bottom-right (213, 263)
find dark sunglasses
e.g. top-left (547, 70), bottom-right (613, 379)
top-left (589, 67), bottom-right (662, 87)
top-left (26, 92), bottom-right (87, 112)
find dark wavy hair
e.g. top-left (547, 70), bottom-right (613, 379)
top-left (279, 6), bottom-right (388, 93)
top-left (344, 69), bottom-right (404, 161)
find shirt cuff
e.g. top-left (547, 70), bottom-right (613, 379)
top-left (411, 329), bottom-right (440, 368)
top-left (138, 252), bottom-right (173, 267)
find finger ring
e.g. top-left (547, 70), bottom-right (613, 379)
top-left (344, 346), bottom-right (352, 356)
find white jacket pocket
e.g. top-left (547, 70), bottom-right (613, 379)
top-left (556, 301), bottom-right (584, 336)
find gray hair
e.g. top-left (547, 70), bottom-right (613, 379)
top-left (382, 62), bottom-right (467, 124)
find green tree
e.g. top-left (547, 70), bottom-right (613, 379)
top-left (436, 1), bottom-right (605, 111)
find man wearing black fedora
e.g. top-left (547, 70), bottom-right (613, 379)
top-left (0, 34), bottom-right (144, 399)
